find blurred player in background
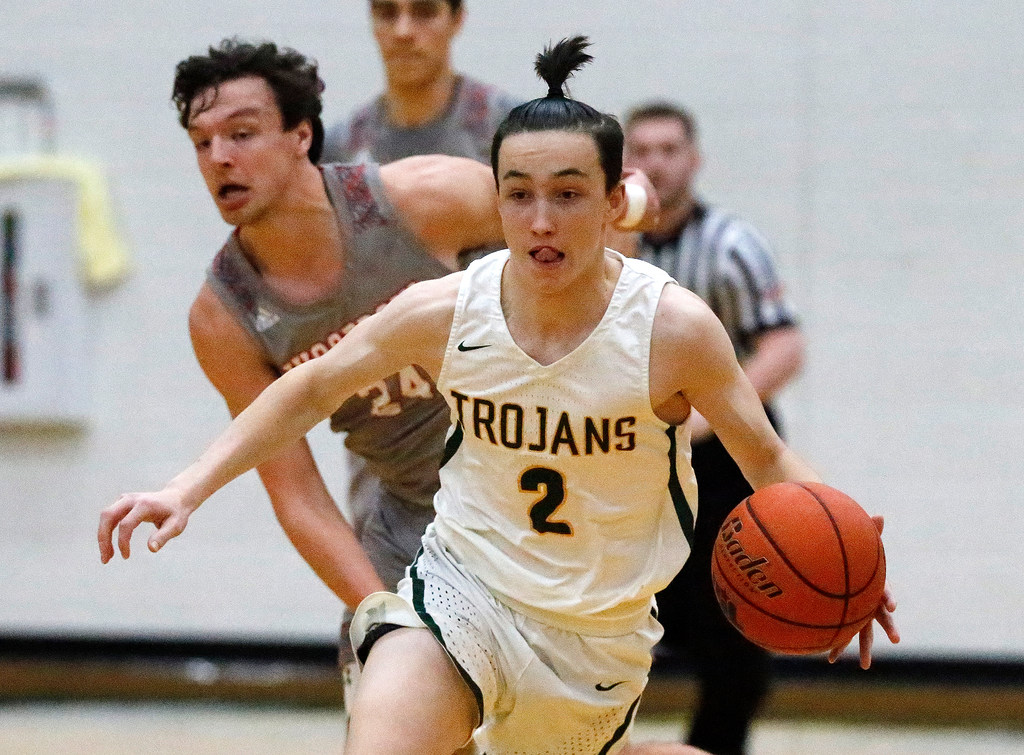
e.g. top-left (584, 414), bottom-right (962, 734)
top-left (624, 102), bottom-right (806, 755)
top-left (320, 0), bottom-right (519, 164)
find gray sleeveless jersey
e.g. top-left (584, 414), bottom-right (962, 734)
top-left (321, 75), bottom-right (519, 165)
top-left (206, 162), bottom-right (452, 509)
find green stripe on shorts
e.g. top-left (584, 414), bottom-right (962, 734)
top-left (410, 558), bottom-right (485, 723)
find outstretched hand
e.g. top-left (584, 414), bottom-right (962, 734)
top-left (828, 515), bottom-right (900, 669)
top-left (98, 488), bottom-right (193, 563)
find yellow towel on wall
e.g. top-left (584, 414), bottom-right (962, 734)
top-left (0, 154), bottom-right (129, 289)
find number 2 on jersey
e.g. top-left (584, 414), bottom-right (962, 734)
top-left (520, 466), bottom-right (573, 535)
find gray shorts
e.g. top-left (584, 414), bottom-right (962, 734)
top-left (339, 468), bottom-right (436, 664)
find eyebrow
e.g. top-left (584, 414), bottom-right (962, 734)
top-left (501, 167), bottom-right (590, 181)
top-left (187, 106), bottom-right (263, 132)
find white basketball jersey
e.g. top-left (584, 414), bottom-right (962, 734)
top-left (433, 250), bottom-right (699, 635)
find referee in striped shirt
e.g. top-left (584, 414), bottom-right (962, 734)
top-left (624, 102), bottom-right (806, 755)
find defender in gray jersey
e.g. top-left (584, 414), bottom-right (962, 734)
top-left (320, 0), bottom-right (519, 165)
top-left (205, 161), bottom-right (452, 595)
top-left (625, 103), bottom-right (806, 755)
top-left (142, 39), bottom-right (503, 635)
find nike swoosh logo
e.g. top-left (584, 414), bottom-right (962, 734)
top-left (457, 341), bottom-right (491, 352)
top-left (595, 681), bottom-right (627, 691)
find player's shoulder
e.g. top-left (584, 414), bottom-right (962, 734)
top-left (374, 273), bottom-right (464, 346)
top-left (323, 99), bottom-right (381, 162)
top-left (379, 153), bottom-right (491, 205)
top-left (189, 280), bottom-right (238, 338)
top-left (621, 253), bottom-right (671, 278)
top-left (651, 282), bottom-right (737, 386)
top-left (656, 278), bottom-right (713, 314)
top-left (457, 74), bottom-right (507, 99)
top-left (653, 280), bottom-right (724, 344)
top-left (382, 152), bottom-right (486, 180)
top-left (619, 254), bottom-right (687, 293)
top-left (337, 97), bottom-right (380, 136)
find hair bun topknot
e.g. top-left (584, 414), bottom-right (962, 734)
top-left (535, 35), bottom-right (593, 99)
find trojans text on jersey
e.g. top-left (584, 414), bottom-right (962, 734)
top-left (450, 390), bottom-right (636, 456)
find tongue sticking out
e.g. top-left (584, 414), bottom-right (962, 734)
top-left (219, 184), bottom-right (247, 199)
top-left (532, 247), bottom-right (561, 263)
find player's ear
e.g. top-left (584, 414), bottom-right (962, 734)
top-left (450, 3), bottom-right (466, 33)
top-left (293, 119), bottom-right (314, 158)
top-left (691, 145), bottom-right (703, 175)
top-left (606, 181), bottom-right (627, 224)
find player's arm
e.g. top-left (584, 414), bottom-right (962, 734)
top-left (744, 326), bottom-right (805, 401)
top-left (98, 278), bottom-right (455, 589)
top-left (172, 277), bottom-right (453, 498)
top-left (98, 285), bottom-right (386, 606)
top-left (688, 326), bottom-right (806, 441)
top-left (381, 155), bottom-right (505, 269)
top-left (652, 286), bottom-right (816, 489)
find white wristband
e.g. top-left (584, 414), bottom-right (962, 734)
top-left (620, 182), bottom-right (648, 229)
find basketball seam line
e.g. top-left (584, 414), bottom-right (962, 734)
top-left (743, 489), bottom-right (849, 600)
top-left (790, 483), bottom-right (856, 643)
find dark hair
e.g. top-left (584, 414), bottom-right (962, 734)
top-left (491, 36), bottom-right (623, 192)
top-left (624, 101), bottom-right (698, 143)
top-left (368, 0), bottom-right (462, 13)
top-left (172, 38), bottom-right (325, 163)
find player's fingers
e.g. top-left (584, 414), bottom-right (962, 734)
top-left (116, 500), bottom-right (156, 560)
top-left (98, 496), bottom-right (137, 564)
top-left (872, 514), bottom-right (885, 535)
top-left (149, 514), bottom-right (188, 553)
top-left (828, 639), bottom-right (850, 664)
top-left (881, 585), bottom-right (897, 612)
top-left (859, 618), bottom-right (875, 670)
top-left (876, 605), bottom-right (901, 645)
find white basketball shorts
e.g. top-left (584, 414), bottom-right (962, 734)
top-left (350, 526), bottom-right (664, 754)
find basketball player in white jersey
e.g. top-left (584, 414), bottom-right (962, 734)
top-left (100, 37), bottom-right (898, 754)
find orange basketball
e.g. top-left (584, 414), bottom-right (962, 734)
top-left (711, 481), bottom-right (886, 655)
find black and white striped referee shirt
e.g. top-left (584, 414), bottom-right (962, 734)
top-left (637, 201), bottom-right (798, 360)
